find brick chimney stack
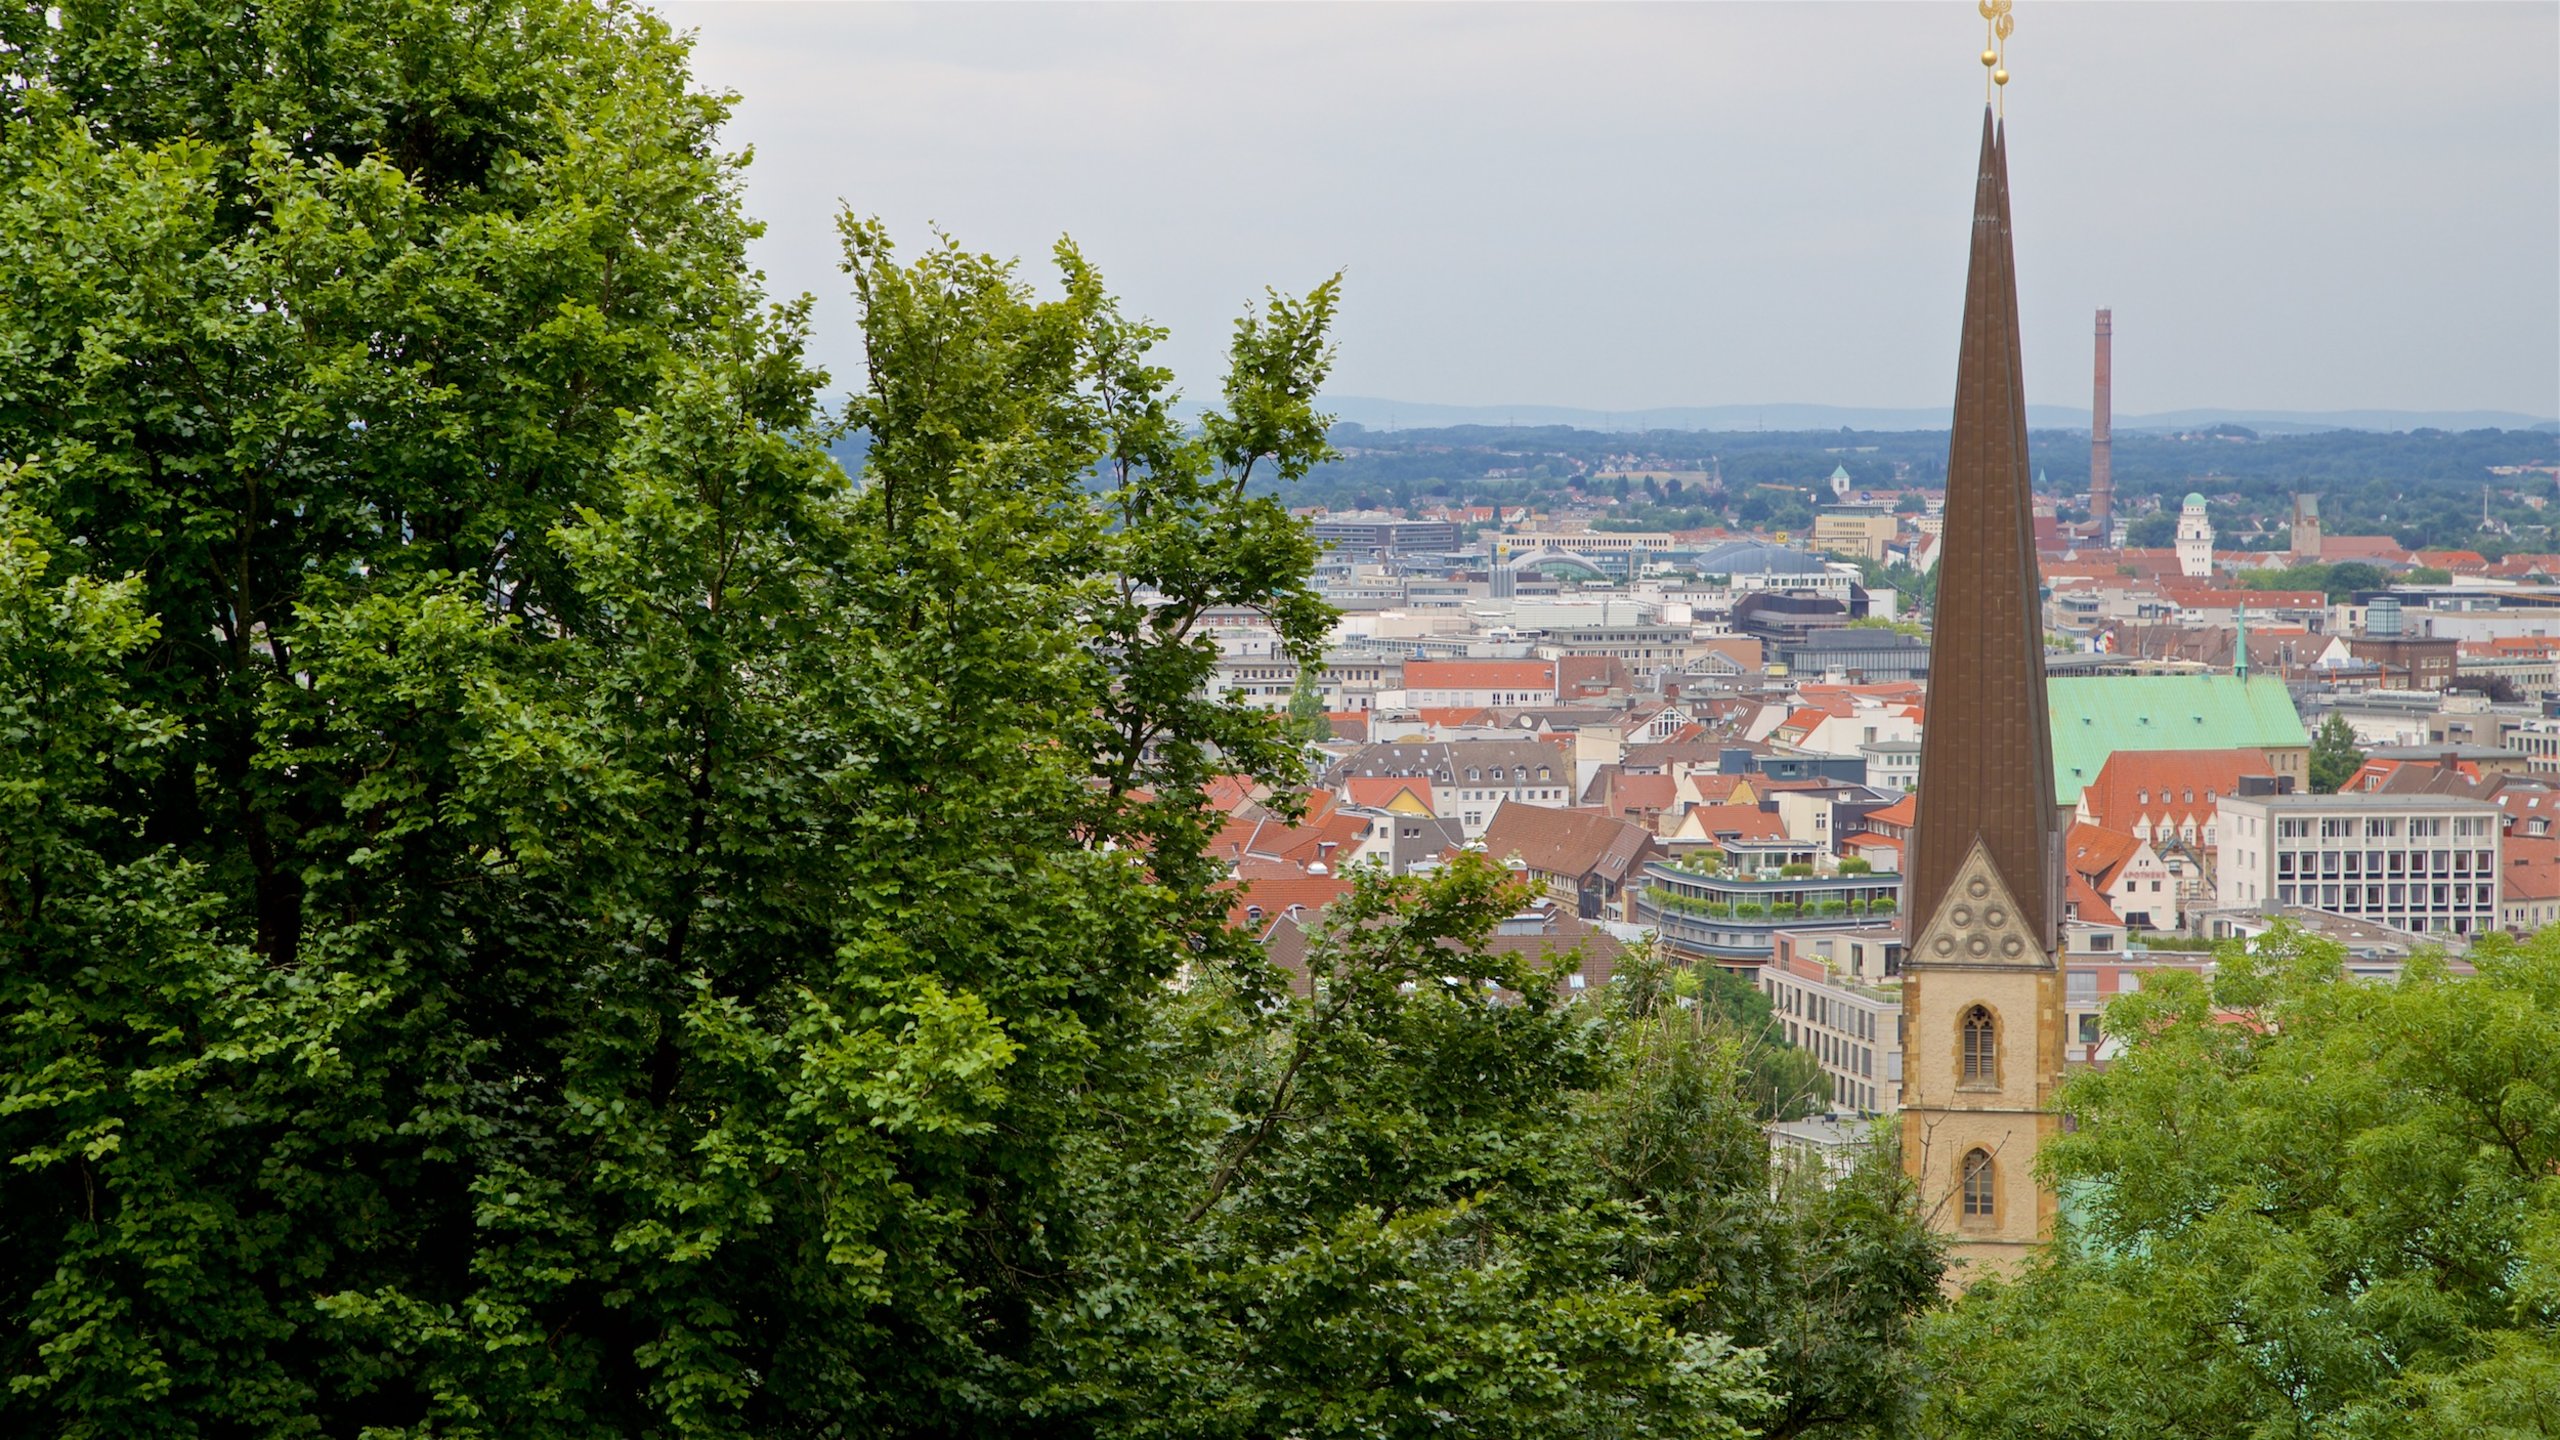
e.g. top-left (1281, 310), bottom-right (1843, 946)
top-left (2090, 309), bottom-right (2113, 539)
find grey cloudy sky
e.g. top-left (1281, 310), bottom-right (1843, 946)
top-left (657, 1), bottom-right (2560, 421)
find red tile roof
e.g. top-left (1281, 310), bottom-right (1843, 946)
top-left (1684, 773), bottom-right (1753, 806)
top-left (2318, 536), bottom-right (2408, 562)
top-left (1864, 793), bottom-right (1918, 830)
top-left (1345, 775), bottom-right (1435, 811)
top-left (1403, 661), bottom-right (1558, 692)
top-left (2078, 748), bottom-right (2277, 838)
top-left (1481, 801), bottom-right (1659, 882)
top-left (1221, 860), bottom-right (1355, 938)
top-left (1685, 803), bottom-right (1790, 843)
top-left (2412, 549), bottom-right (2488, 570)
top-left (2503, 835), bottom-right (2560, 903)
top-left (1600, 772), bottom-right (1678, 818)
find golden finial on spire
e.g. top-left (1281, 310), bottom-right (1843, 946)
top-left (1978, 0), bottom-right (2015, 107)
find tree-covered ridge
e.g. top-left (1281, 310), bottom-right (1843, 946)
top-left (1290, 423), bottom-right (2559, 555)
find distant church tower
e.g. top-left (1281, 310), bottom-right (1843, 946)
top-left (1902, 104), bottom-right (2066, 1287)
top-left (2176, 492), bottom-right (2213, 578)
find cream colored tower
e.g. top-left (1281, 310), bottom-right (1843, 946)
top-left (1900, 843), bottom-right (2064, 1282)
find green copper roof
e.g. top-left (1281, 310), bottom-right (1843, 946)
top-left (2046, 674), bottom-right (2311, 804)
top-left (1830, 464), bottom-right (1852, 481)
top-left (2185, 491), bottom-right (2207, 507)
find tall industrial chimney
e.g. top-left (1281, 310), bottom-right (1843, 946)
top-left (2090, 309), bottom-right (2113, 541)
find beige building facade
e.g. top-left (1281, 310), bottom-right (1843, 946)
top-left (1899, 842), bottom-right (2065, 1284)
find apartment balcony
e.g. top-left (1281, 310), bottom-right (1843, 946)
top-left (1635, 861), bottom-right (1903, 966)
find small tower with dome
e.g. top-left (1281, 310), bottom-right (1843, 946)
top-left (2175, 491), bottom-right (2213, 578)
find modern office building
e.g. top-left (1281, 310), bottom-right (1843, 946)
top-left (2214, 786), bottom-right (2505, 936)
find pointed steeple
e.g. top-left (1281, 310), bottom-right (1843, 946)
top-left (1908, 110), bottom-right (2062, 952)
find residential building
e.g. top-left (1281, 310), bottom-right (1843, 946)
top-left (1262, 895), bottom-right (1625, 1000)
top-left (1396, 659), bottom-right (1560, 710)
top-left (2500, 835), bottom-right (2560, 934)
top-left (1634, 854), bottom-right (1901, 969)
top-left (1478, 801), bottom-right (1661, 921)
top-left (1763, 927), bottom-right (1904, 1117)
top-left (1328, 739), bottom-right (1574, 836)
top-left (2060, 823), bottom-right (2178, 931)
top-left (2347, 634), bottom-right (2461, 691)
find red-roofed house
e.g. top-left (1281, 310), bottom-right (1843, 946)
top-left (1210, 793), bottom-right (1371, 871)
top-left (2412, 549), bottom-right (2489, 573)
top-left (1344, 775), bottom-right (1436, 815)
top-left (2075, 747), bottom-right (2278, 851)
top-left (2315, 535), bottom-right (2409, 564)
top-left (2499, 834), bottom-right (2560, 933)
top-left (1480, 801), bottom-right (1661, 920)
top-left (1399, 660), bottom-right (1559, 709)
top-left (1666, 802), bottom-right (1791, 846)
top-left (2062, 823), bottom-right (2178, 931)
top-left (1590, 770), bottom-right (1680, 832)
top-left (1222, 859), bottom-right (1355, 940)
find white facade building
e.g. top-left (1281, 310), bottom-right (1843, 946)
top-left (2216, 791), bottom-right (2505, 937)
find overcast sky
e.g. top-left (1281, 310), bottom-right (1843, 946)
top-left (657, 1), bottom-right (2560, 421)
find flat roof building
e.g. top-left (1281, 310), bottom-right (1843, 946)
top-left (2215, 789), bottom-right (2505, 937)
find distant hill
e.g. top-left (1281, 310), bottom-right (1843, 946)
top-left (1320, 395), bottom-right (2559, 437)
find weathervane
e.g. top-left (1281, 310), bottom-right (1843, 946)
top-left (1979, 0), bottom-right (2014, 109)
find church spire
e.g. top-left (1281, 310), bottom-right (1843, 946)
top-left (1907, 108), bottom-right (2061, 951)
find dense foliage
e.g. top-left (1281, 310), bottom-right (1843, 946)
top-left (1917, 925), bottom-right (2560, 1437)
top-left (0, 4), bottom-right (1943, 1434)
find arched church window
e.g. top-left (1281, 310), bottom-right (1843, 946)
top-left (1961, 1005), bottom-right (1997, 1085)
top-left (1961, 1148), bottom-right (1996, 1222)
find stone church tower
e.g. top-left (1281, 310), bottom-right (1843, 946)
top-left (1901, 106), bottom-right (2066, 1286)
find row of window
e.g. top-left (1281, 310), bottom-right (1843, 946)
top-left (2276, 883), bottom-right (2492, 914)
top-left (2275, 849), bottom-right (2493, 878)
top-left (2274, 814), bottom-right (2486, 840)
top-left (1462, 764), bottom-right (1554, 784)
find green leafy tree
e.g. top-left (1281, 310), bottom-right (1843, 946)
top-left (2122, 511), bottom-right (2177, 547)
top-left (1284, 662), bottom-right (1331, 747)
top-left (1915, 924), bottom-right (2560, 1439)
top-left (1602, 955), bottom-right (1942, 1439)
top-left (0, 1), bottom-right (1334, 1429)
top-left (1037, 858), bottom-right (1780, 1438)
top-left (0, 9), bottom-right (1961, 1438)
top-left (2309, 711), bottom-right (2366, 793)
top-left (1678, 962), bottom-right (1834, 1122)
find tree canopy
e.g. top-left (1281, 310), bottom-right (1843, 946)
top-left (2309, 712), bottom-right (2368, 793)
top-left (1916, 925), bottom-right (2560, 1438)
top-left (0, 4), bottom-right (1940, 1434)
